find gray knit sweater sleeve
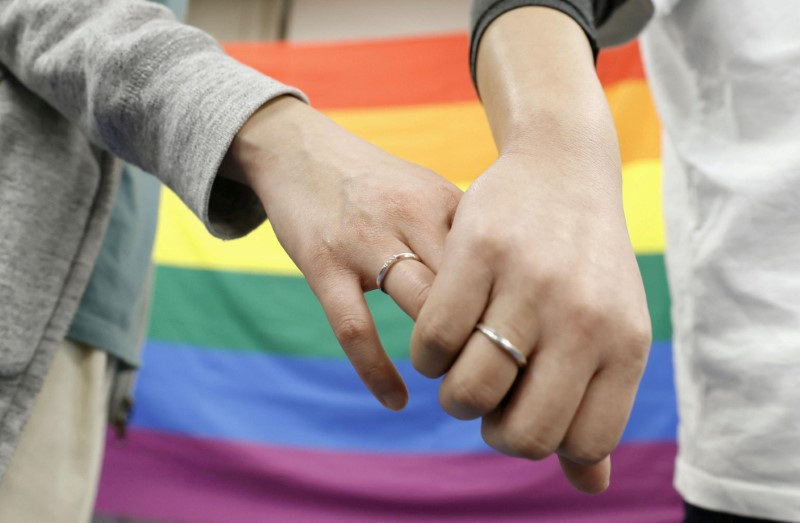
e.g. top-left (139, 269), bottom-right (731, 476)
top-left (0, 0), bottom-right (307, 239)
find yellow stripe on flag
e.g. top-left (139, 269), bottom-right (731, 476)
top-left (153, 159), bottom-right (664, 272)
top-left (153, 187), bottom-right (299, 275)
top-left (623, 159), bottom-right (664, 254)
top-left (326, 102), bottom-right (496, 185)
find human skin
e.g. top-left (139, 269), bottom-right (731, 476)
top-left (410, 7), bottom-right (652, 493)
top-left (222, 6), bottom-right (650, 494)
top-left (221, 96), bottom-right (462, 412)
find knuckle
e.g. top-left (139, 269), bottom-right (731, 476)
top-left (623, 319), bottom-right (653, 357)
top-left (306, 242), bottom-right (336, 271)
top-left (529, 263), bottom-right (561, 293)
top-left (441, 376), bottom-right (500, 418)
top-left (436, 184), bottom-right (462, 222)
top-left (415, 321), bottom-right (448, 352)
top-left (504, 427), bottom-right (557, 460)
top-left (413, 320), bottom-right (458, 371)
top-left (465, 223), bottom-right (507, 261)
top-left (333, 315), bottom-right (371, 347)
top-left (443, 184), bottom-right (462, 210)
top-left (562, 440), bottom-right (615, 466)
top-left (382, 192), bottom-right (419, 222)
top-left (618, 324), bottom-right (652, 374)
top-left (411, 280), bottom-right (432, 317)
top-left (356, 362), bottom-right (390, 387)
top-left (305, 240), bottom-right (350, 280)
top-left (561, 300), bottom-right (652, 373)
top-left (565, 300), bottom-right (609, 343)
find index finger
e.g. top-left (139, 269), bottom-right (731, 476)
top-left (410, 245), bottom-right (494, 378)
top-left (309, 272), bottom-right (408, 411)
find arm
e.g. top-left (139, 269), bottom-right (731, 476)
top-left (0, 0), bottom-right (461, 409)
top-left (222, 96), bottom-right (461, 410)
top-left (0, 0), bottom-right (301, 238)
top-left (411, 4), bottom-right (651, 493)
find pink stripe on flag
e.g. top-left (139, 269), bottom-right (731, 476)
top-left (96, 428), bottom-right (681, 522)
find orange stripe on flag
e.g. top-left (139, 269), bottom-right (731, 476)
top-left (606, 79), bottom-right (661, 163)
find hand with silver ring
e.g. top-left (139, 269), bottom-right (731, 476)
top-left (412, 150), bottom-right (651, 495)
top-left (223, 96), bottom-right (461, 412)
top-left (376, 252), bottom-right (421, 293)
top-left (474, 323), bottom-right (526, 368)
top-left (410, 8), bottom-right (652, 495)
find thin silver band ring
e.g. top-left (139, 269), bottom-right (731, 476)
top-left (475, 323), bottom-right (527, 368)
top-left (376, 252), bottom-right (421, 293)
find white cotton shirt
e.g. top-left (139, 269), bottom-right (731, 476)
top-left (636, 1), bottom-right (800, 519)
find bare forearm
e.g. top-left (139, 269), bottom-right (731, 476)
top-left (476, 7), bottom-right (615, 160)
top-left (453, 5), bottom-right (649, 496)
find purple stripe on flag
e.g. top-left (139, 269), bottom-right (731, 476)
top-left (96, 428), bottom-right (681, 522)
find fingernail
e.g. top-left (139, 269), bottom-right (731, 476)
top-left (380, 391), bottom-right (407, 411)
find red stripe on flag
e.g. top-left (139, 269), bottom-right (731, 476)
top-left (224, 35), bottom-right (645, 110)
top-left (597, 41), bottom-right (646, 87)
top-left (224, 34), bottom-right (476, 109)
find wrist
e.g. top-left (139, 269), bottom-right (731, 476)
top-left (220, 95), bottom-right (318, 197)
top-left (475, 6), bottom-right (615, 158)
top-left (497, 95), bottom-right (619, 163)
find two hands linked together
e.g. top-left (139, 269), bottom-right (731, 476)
top-left (223, 7), bottom-right (651, 495)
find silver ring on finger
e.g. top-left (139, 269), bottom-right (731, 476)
top-left (475, 323), bottom-right (527, 368)
top-left (376, 252), bottom-right (421, 294)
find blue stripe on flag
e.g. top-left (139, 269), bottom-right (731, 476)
top-left (131, 340), bottom-right (676, 451)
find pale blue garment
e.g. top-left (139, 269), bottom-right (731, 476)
top-left (66, 0), bottom-right (189, 366)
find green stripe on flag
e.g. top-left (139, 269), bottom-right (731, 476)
top-left (148, 266), bottom-right (413, 358)
top-left (148, 254), bottom-right (671, 358)
top-left (638, 254), bottom-right (672, 341)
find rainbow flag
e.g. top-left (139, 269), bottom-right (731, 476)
top-left (95, 34), bottom-right (680, 521)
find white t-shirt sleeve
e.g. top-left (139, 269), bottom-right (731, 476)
top-left (651, 0), bottom-right (681, 16)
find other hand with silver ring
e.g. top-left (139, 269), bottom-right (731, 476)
top-left (376, 252), bottom-right (421, 293)
top-left (408, 12), bottom-right (652, 495)
top-left (474, 323), bottom-right (527, 368)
